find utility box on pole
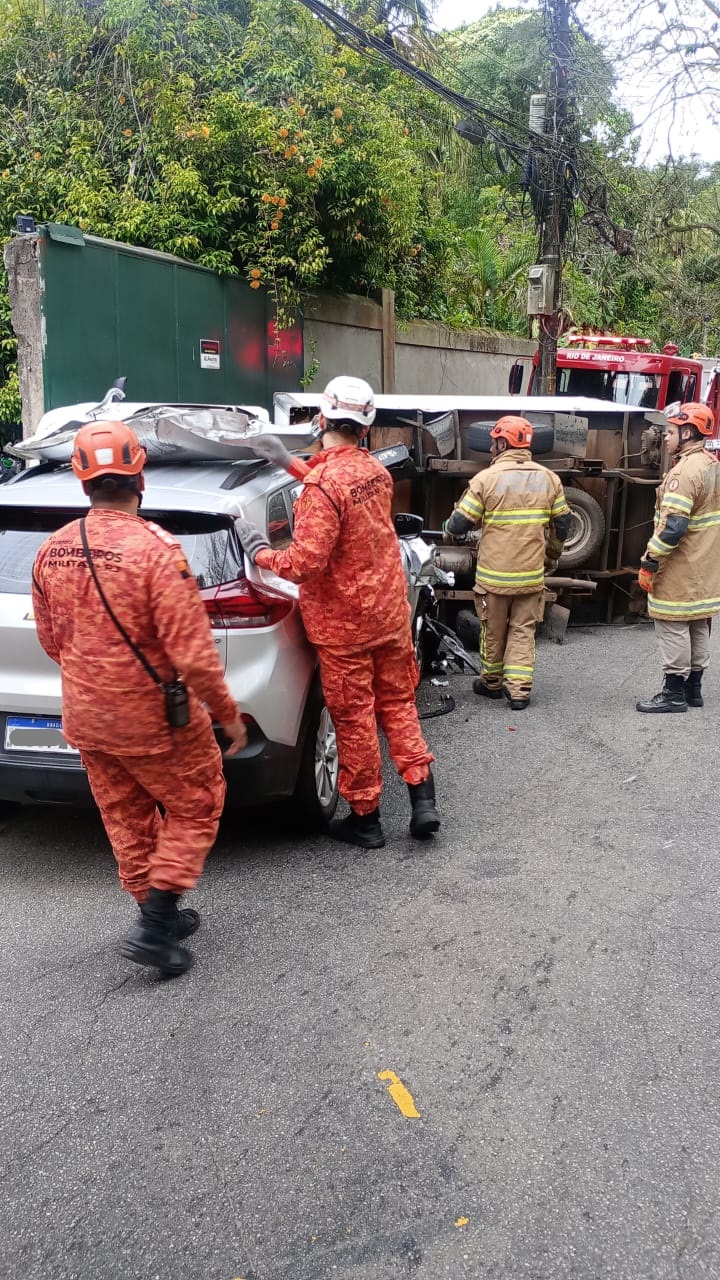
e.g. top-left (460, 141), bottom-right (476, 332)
top-left (527, 264), bottom-right (555, 316)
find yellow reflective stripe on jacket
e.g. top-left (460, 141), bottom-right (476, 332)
top-left (648, 593), bottom-right (720, 615)
top-left (483, 509), bottom-right (551, 525)
top-left (503, 665), bottom-right (534, 677)
top-left (551, 495), bottom-right (570, 515)
top-left (687, 510), bottom-right (720, 529)
top-left (457, 492), bottom-right (485, 521)
top-left (660, 492), bottom-right (693, 513)
top-left (647, 535), bottom-right (674, 559)
top-left (476, 565), bottom-right (545, 587)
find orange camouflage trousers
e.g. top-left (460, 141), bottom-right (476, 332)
top-left (475, 589), bottom-right (545, 700)
top-left (81, 721), bottom-right (226, 900)
top-left (317, 628), bottom-right (434, 816)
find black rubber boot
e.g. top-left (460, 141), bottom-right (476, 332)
top-left (134, 899), bottom-right (199, 941)
top-left (121, 888), bottom-right (193, 975)
top-left (408, 770), bottom-right (441, 839)
top-left (636, 673), bottom-right (688, 713)
top-left (503, 687), bottom-right (530, 711)
top-left (329, 808), bottom-right (385, 850)
top-left (685, 669), bottom-right (704, 708)
top-left (472, 678), bottom-right (502, 700)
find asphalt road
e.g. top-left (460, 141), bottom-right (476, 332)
top-left (2, 620), bottom-right (720, 1280)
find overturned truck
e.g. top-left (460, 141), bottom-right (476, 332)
top-left (274, 392), bottom-right (671, 627)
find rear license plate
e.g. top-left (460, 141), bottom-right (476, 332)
top-left (4, 716), bottom-right (79, 755)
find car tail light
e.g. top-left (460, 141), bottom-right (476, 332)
top-left (200, 578), bottom-right (293, 629)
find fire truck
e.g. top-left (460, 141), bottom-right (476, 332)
top-left (509, 332), bottom-right (720, 433)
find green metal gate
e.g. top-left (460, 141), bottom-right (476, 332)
top-left (37, 224), bottom-right (302, 411)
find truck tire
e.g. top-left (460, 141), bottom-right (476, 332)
top-left (467, 422), bottom-right (555, 456)
top-left (455, 607), bottom-right (481, 651)
top-left (558, 487), bottom-right (605, 570)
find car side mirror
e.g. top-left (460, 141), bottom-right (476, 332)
top-left (508, 361), bottom-right (524, 395)
top-left (394, 512), bottom-right (424, 538)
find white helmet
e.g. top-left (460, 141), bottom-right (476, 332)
top-left (319, 375), bottom-right (376, 433)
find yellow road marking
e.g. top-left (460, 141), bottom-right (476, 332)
top-left (455, 1217), bottom-right (469, 1227)
top-left (378, 1069), bottom-right (420, 1118)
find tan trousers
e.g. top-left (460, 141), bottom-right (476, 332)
top-left (475, 590), bottom-right (544, 699)
top-left (654, 617), bottom-right (711, 677)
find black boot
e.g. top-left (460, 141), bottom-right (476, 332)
top-left (636, 673), bottom-right (688, 713)
top-left (503, 687), bottom-right (530, 711)
top-left (134, 899), bottom-right (199, 941)
top-left (472, 678), bottom-right (502, 700)
top-left (408, 770), bottom-right (441, 839)
top-left (685, 669), bottom-right (704, 708)
top-left (329, 808), bottom-right (385, 850)
top-left (121, 888), bottom-right (193, 975)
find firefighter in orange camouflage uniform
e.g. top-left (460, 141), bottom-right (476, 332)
top-left (234, 375), bottom-right (440, 849)
top-left (32, 420), bottom-right (247, 977)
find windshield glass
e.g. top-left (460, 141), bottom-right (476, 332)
top-left (0, 508), bottom-right (238, 594)
top-left (558, 368), bottom-right (662, 407)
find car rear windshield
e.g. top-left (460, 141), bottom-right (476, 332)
top-left (0, 508), bottom-right (239, 594)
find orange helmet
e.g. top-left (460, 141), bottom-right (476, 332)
top-left (490, 415), bottom-right (534, 449)
top-left (71, 420), bottom-right (146, 482)
top-left (667, 402), bottom-right (715, 437)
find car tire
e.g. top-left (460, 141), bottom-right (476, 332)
top-left (292, 684), bottom-right (339, 828)
top-left (467, 422), bottom-right (555, 456)
top-left (558, 486), bottom-right (605, 570)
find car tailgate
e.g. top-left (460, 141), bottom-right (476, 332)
top-left (0, 594), bottom-right (63, 713)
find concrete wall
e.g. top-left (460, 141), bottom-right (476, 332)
top-left (4, 236), bottom-right (45, 436)
top-left (304, 290), bottom-right (535, 396)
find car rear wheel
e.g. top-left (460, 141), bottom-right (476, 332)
top-left (292, 690), bottom-right (339, 827)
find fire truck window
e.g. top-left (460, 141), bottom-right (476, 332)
top-left (559, 368), bottom-right (607, 398)
top-left (667, 371), bottom-right (689, 403)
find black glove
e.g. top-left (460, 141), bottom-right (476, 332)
top-left (249, 435), bottom-right (294, 470)
top-left (234, 518), bottom-right (270, 563)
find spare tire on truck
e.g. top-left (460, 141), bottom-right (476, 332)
top-left (558, 486), bottom-right (605, 570)
top-left (467, 421), bottom-right (555, 456)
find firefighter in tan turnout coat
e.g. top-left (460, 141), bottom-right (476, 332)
top-left (443, 415), bottom-right (572, 710)
top-left (636, 402), bottom-right (720, 713)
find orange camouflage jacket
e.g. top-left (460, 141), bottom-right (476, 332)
top-left (255, 444), bottom-right (410, 647)
top-left (32, 508), bottom-right (237, 754)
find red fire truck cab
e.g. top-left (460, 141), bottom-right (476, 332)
top-left (513, 333), bottom-right (720, 431)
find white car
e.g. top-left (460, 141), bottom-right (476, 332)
top-left (0, 432), bottom-right (445, 825)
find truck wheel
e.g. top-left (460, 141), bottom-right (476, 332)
top-left (558, 487), bottom-right (605, 570)
top-left (455, 607), bottom-right (481, 651)
top-left (292, 687), bottom-right (339, 827)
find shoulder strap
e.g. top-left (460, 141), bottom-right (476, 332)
top-left (79, 517), bottom-right (163, 688)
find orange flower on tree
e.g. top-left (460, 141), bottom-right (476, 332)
top-left (278, 127), bottom-right (289, 138)
top-left (249, 268), bottom-right (262, 279)
top-left (261, 193), bottom-right (272, 203)
top-left (250, 280), bottom-right (261, 289)
top-left (332, 107), bottom-right (343, 119)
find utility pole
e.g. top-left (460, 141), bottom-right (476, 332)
top-left (533, 0), bottom-right (572, 396)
